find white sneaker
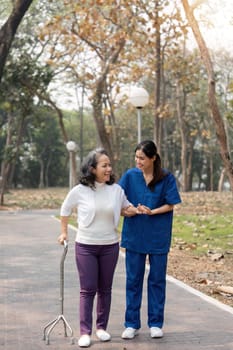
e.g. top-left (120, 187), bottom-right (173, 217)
top-left (96, 329), bottom-right (111, 341)
top-left (78, 334), bottom-right (91, 347)
top-left (150, 327), bottom-right (163, 338)
top-left (121, 327), bottom-right (139, 339)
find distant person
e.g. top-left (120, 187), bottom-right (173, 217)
top-left (58, 148), bottom-right (138, 348)
top-left (119, 140), bottom-right (181, 340)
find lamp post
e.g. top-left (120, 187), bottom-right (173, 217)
top-left (66, 141), bottom-right (77, 190)
top-left (128, 86), bottom-right (149, 143)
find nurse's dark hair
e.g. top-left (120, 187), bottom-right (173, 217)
top-left (135, 140), bottom-right (166, 190)
top-left (79, 147), bottom-right (115, 189)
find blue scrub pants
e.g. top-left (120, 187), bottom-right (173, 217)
top-left (125, 250), bottom-right (168, 329)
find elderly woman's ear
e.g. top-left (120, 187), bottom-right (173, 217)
top-left (89, 166), bottom-right (95, 174)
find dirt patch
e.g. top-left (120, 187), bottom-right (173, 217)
top-left (167, 247), bottom-right (233, 307)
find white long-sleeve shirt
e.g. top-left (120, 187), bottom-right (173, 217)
top-left (60, 182), bottom-right (131, 245)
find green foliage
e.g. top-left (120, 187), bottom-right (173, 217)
top-left (17, 106), bottom-right (67, 187)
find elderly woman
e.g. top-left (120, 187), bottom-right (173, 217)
top-left (58, 148), bottom-right (137, 348)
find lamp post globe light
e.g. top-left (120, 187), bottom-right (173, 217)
top-left (66, 141), bottom-right (77, 189)
top-left (66, 140), bottom-right (77, 152)
top-left (128, 86), bottom-right (149, 143)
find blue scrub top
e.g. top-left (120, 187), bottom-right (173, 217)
top-left (119, 168), bottom-right (181, 254)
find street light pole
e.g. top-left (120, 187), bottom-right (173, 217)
top-left (137, 107), bottom-right (142, 143)
top-left (68, 151), bottom-right (73, 190)
top-left (66, 141), bottom-right (77, 190)
top-left (128, 86), bottom-right (149, 143)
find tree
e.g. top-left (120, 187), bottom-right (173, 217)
top-left (181, 0), bottom-right (233, 190)
top-left (25, 108), bottom-right (65, 188)
top-left (0, 44), bottom-right (55, 203)
top-left (167, 48), bottom-right (204, 191)
top-left (40, 0), bottom-right (140, 172)
top-left (0, 0), bottom-right (33, 83)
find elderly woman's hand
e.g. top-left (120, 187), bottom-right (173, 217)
top-left (57, 233), bottom-right (68, 245)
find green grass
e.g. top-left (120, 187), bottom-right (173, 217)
top-left (172, 214), bottom-right (233, 255)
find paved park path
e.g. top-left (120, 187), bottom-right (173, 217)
top-left (1, 210), bottom-right (233, 349)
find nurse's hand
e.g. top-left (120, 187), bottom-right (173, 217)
top-left (137, 204), bottom-right (152, 215)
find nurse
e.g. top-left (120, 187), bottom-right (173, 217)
top-left (119, 140), bottom-right (181, 340)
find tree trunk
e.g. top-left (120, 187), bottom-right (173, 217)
top-left (153, 1), bottom-right (162, 152)
top-left (176, 82), bottom-right (189, 191)
top-left (92, 87), bottom-right (114, 162)
top-left (218, 168), bottom-right (226, 192)
top-left (92, 38), bottom-right (126, 172)
top-left (0, 112), bottom-right (14, 205)
top-left (45, 153), bottom-right (52, 187)
top-left (181, 0), bottom-right (233, 190)
top-left (8, 114), bottom-right (26, 187)
top-left (187, 137), bottom-right (194, 191)
top-left (209, 154), bottom-right (214, 191)
top-left (38, 159), bottom-right (45, 188)
top-left (0, 0), bottom-right (33, 82)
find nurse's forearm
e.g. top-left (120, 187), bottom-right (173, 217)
top-left (151, 204), bottom-right (174, 215)
top-left (138, 204), bottom-right (174, 215)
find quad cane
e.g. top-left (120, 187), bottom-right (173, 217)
top-left (43, 240), bottom-right (74, 345)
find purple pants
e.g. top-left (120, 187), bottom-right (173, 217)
top-left (75, 242), bottom-right (119, 335)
